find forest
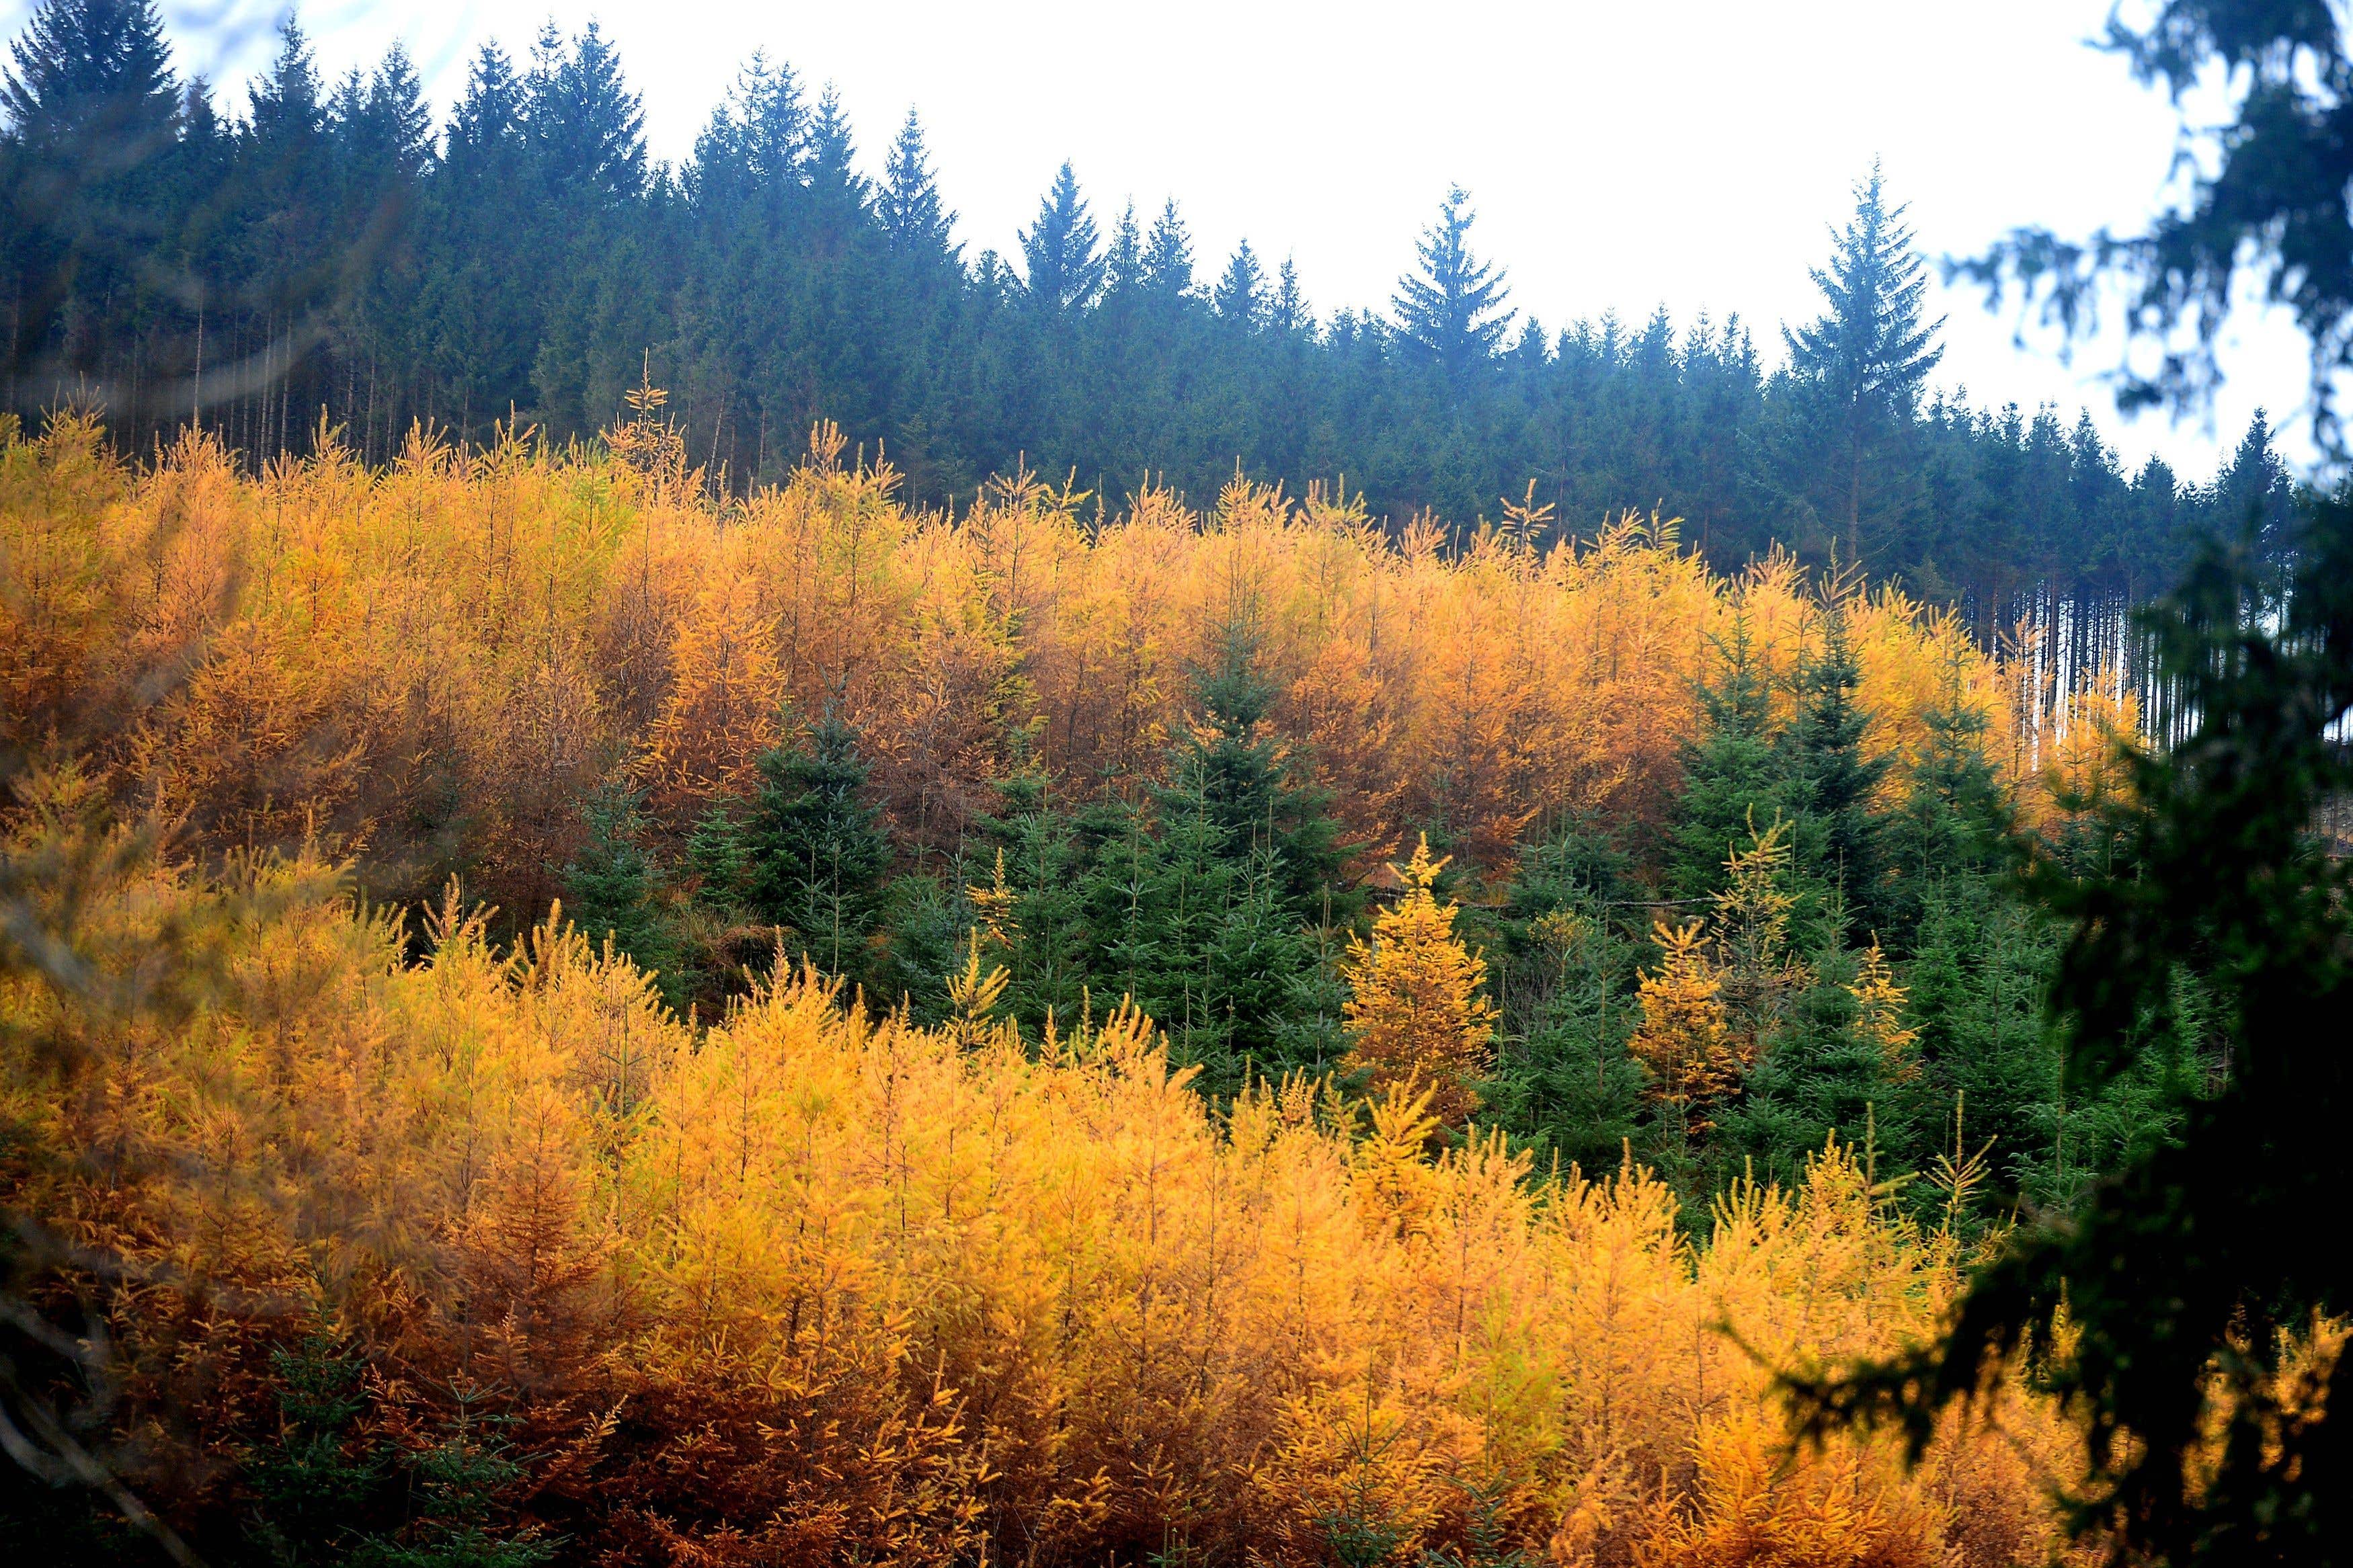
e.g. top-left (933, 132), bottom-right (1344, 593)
top-left (3, 1), bottom-right (2349, 1565)
top-left (0, 398), bottom-right (2126, 1565)
top-left (0, 6), bottom-right (2303, 642)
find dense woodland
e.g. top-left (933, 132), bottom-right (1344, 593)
top-left (0, 4), bottom-right (2301, 640)
top-left (0, 405), bottom-right (2150, 1562)
top-left (3, 2), bottom-right (2345, 1565)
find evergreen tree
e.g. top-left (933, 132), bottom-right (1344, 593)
top-left (562, 783), bottom-right (673, 977)
top-left (525, 20), bottom-right (644, 206)
top-left (745, 710), bottom-right (892, 985)
top-left (1782, 163), bottom-right (1943, 566)
top-left (1667, 611), bottom-right (1792, 901)
top-left (1019, 161), bottom-right (1102, 313)
top-left (0, 0), bottom-right (179, 402)
top-left (1784, 596), bottom-right (1890, 935)
top-left (971, 773), bottom-right (1094, 1040)
top-left (1, 0), bottom-right (175, 203)
top-left (1140, 198), bottom-right (1193, 300)
top-left (1798, 498), bottom-right (2353, 1564)
top-left (1213, 239), bottom-right (1263, 327)
top-left (877, 108), bottom-right (955, 258)
top-left (1392, 185), bottom-right (1513, 384)
top-left (1268, 255), bottom-right (1309, 335)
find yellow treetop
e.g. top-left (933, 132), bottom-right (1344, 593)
top-left (1341, 835), bottom-right (1497, 1126)
top-left (1847, 940), bottom-right (1921, 1081)
top-left (1631, 919), bottom-right (1744, 1133)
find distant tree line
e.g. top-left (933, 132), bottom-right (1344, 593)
top-left (1, 0), bottom-right (2298, 630)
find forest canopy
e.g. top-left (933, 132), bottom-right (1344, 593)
top-left (0, 3), bottom-right (2301, 624)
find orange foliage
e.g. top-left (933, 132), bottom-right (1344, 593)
top-left (2, 415), bottom-right (2027, 911)
top-left (1341, 836), bottom-right (1498, 1126)
top-left (0, 823), bottom-right (2093, 1565)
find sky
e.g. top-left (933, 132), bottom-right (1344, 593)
top-left (9, 0), bottom-right (2324, 480)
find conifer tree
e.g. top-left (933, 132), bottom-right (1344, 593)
top-left (1269, 255), bottom-right (1309, 335)
top-left (1, 0), bottom-right (175, 184)
top-left (1668, 611), bottom-right (1792, 901)
top-left (1100, 199), bottom-right (1142, 298)
top-left (1140, 198), bottom-right (1193, 301)
top-left (1019, 161), bottom-right (1102, 313)
top-left (1796, 499), bottom-right (2353, 1562)
top-left (1341, 835), bottom-right (1497, 1127)
top-left (563, 783), bottom-right (673, 977)
top-left (877, 109), bottom-right (955, 258)
top-left (745, 710), bottom-right (891, 984)
top-left (1213, 240), bottom-right (1264, 327)
top-left (1392, 185), bottom-right (1513, 385)
top-left (1783, 163), bottom-right (1942, 565)
top-left (525, 19), bottom-right (644, 205)
top-left (1784, 596), bottom-right (1890, 933)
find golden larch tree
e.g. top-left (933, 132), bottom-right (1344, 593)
top-left (1630, 919), bottom-right (1743, 1133)
top-left (1341, 835), bottom-right (1497, 1126)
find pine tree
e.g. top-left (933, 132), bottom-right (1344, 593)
top-left (1019, 161), bottom-right (1102, 313)
top-left (1783, 162), bottom-right (1942, 565)
top-left (1341, 835), bottom-right (1497, 1127)
top-left (1392, 185), bottom-right (1513, 385)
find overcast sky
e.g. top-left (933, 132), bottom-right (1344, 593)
top-left (9, 0), bottom-right (2323, 479)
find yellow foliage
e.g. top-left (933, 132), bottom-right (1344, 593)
top-left (1847, 942), bottom-right (1921, 1081)
top-left (1631, 919), bottom-right (1743, 1130)
top-left (1, 415), bottom-right (2036, 914)
top-left (1342, 836), bottom-right (1499, 1126)
top-left (0, 841), bottom-right (2090, 1565)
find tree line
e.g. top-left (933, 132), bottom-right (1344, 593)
top-left (0, 0), bottom-right (2299, 633)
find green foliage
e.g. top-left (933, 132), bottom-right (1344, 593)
top-left (746, 708), bottom-right (891, 988)
top-left (0, 3), bottom-right (2292, 593)
top-left (1782, 598), bottom-right (1890, 937)
top-left (559, 782), bottom-right (674, 981)
top-left (1667, 610), bottom-right (1792, 903)
top-left (245, 1335), bottom-right (387, 1565)
top-left (1789, 499), bottom-right (2353, 1564)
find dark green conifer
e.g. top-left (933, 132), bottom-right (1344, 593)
top-left (745, 709), bottom-right (891, 984)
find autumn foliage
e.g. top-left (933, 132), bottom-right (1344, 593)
top-left (0, 414), bottom-right (2101, 1562)
top-left (0, 411), bottom-right (2030, 912)
top-left (1342, 837), bottom-right (1497, 1126)
top-left (0, 827), bottom-right (2090, 1565)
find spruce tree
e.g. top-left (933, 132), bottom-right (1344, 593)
top-left (1668, 610), bottom-right (1794, 901)
top-left (1784, 596), bottom-right (1890, 935)
top-left (1794, 499), bottom-right (2353, 1563)
top-left (1019, 161), bottom-right (1102, 313)
top-left (524, 20), bottom-right (645, 206)
top-left (562, 784), bottom-right (673, 977)
top-left (1140, 198), bottom-right (1193, 300)
top-left (1392, 185), bottom-right (1513, 386)
top-left (0, 0), bottom-right (175, 168)
top-left (1213, 240), bottom-right (1264, 327)
top-left (1782, 163), bottom-right (1942, 566)
top-left (877, 109), bottom-right (955, 259)
top-left (744, 710), bottom-right (891, 984)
